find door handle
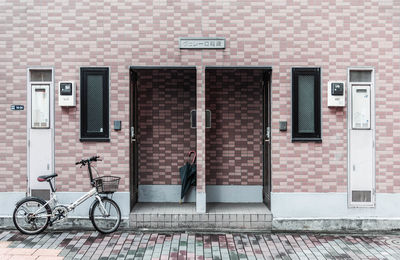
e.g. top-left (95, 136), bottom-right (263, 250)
top-left (131, 126), bottom-right (136, 142)
top-left (265, 126), bottom-right (271, 143)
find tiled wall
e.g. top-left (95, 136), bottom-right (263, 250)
top-left (0, 0), bottom-right (399, 196)
top-left (206, 69), bottom-right (264, 185)
top-left (136, 69), bottom-right (196, 185)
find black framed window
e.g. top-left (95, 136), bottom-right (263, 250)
top-left (292, 68), bottom-right (321, 142)
top-left (80, 67), bottom-right (109, 142)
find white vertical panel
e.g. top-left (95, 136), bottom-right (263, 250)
top-left (27, 69), bottom-right (54, 198)
top-left (348, 69), bottom-right (375, 207)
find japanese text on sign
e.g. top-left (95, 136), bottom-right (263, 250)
top-left (179, 38), bottom-right (225, 49)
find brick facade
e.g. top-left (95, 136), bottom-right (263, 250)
top-left (0, 0), bottom-right (399, 197)
top-left (206, 69), bottom-right (263, 185)
top-left (137, 69), bottom-right (196, 185)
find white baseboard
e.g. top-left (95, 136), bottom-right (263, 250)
top-left (272, 192), bottom-right (400, 218)
top-left (138, 185), bottom-right (263, 203)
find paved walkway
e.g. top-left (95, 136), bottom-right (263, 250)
top-left (2, 230), bottom-right (400, 259)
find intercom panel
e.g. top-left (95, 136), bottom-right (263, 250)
top-left (59, 81), bottom-right (76, 106)
top-left (328, 81), bottom-right (345, 107)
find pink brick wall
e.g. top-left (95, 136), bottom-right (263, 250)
top-left (0, 0), bottom-right (399, 195)
top-left (206, 69), bottom-right (263, 185)
top-left (136, 69), bottom-right (196, 185)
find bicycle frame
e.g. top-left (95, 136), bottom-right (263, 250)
top-left (33, 188), bottom-right (109, 219)
top-left (67, 188), bottom-right (97, 211)
top-left (33, 158), bottom-right (110, 218)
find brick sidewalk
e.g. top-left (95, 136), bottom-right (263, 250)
top-left (1, 230), bottom-right (400, 259)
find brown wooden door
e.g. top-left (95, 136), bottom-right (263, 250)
top-left (263, 71), bottom-right (272, 209)
top-left (130, 70), bottom-right (139, 210)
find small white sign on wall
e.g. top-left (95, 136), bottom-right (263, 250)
top-left (179, 38), bottom-right (226, 49)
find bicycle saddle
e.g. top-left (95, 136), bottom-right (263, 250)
top-left (37, 174), bottom-right (58, 182)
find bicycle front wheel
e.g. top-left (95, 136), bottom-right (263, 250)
top-left (90, 197), bottom-right (121, 234)
top-left (13, 197), bottom-right (51, 235)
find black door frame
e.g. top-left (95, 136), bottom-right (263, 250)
top-left (204, 66), bottom-right (272, 209)
top-left (129, 66), bottom-right (197, 210)
top-left (129, 69), bottom-right (139, 210)
top-left (262, 70), bottom-right (272, 209)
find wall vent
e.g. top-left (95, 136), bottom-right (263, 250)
top-left (351, 190), bottom-right (371, 202)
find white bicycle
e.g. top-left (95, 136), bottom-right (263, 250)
top-left (13, 156), bottom-right (121, 234)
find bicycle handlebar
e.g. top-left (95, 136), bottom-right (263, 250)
top-left (75, 156), bottom-right (101, 166)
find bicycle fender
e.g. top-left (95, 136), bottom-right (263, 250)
top-left (15, 196), bottom-right (47, 207)
top-left (88, 198), bottom-right (100, 220)
top-left (14, 197), bottom-right (52, 216)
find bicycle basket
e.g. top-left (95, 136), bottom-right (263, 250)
top-left (93, 176), bottom-right (120, 194)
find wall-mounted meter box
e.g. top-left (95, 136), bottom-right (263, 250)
top-left (352, 84), bottom-right (371, 129)
top-left (58, 81), bottom-right (76, 106)
top-left (32, 84), bottom-right (50, 128)
top-left (327, 81), bottom-right (345, 107)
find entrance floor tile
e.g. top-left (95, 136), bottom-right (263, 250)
top-left (130, 202), bottom-right (272, 230)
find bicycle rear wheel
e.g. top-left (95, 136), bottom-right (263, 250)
top-left (13, 197), bottom-right (51, 235)
top-left (90, 197), bottom-right (121, 234)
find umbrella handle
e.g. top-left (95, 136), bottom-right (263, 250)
top-left (188, 151), bottom-right (196, 164)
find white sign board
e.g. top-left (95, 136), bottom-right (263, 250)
top-left (179, 38), bottom-right (225, 49)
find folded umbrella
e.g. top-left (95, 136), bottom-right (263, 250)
top-left (179, 151), bottom-right (197, 202)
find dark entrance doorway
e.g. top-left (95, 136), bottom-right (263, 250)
top-left (205, 67), bottom-right (272, 208)
top-left (129, 67), bottom-right (197, 210)
top-left (128, 66), bottom-right (272, 230)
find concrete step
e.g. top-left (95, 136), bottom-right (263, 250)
top-left (129, 202), bottom-right (272, 231)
